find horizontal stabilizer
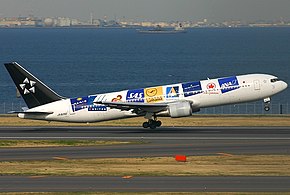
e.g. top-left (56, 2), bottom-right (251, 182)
top-left (8, 111), bottom-right (53, 115)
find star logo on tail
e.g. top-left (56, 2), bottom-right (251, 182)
top-left (19, 78), bottom-right (36, 95)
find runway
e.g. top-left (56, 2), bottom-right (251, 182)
top-left (0, 126), bottom-right (290, 160)
top-left (0, 126), bottom-right (290, 192)
top-left (1, 176), bottom-right (290, 192)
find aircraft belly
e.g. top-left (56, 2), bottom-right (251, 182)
top-left (51, 109), bottom-right (134, 123)
top-left (100, 109), bottom-right (136, 122)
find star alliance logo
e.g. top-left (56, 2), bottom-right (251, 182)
top-left (19, 78), bottom-right (36, 95)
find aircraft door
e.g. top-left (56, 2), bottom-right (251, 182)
top-left (69, 104), bottom-right (76, 115)
top-left (254, 80), bottom-right (260, 90)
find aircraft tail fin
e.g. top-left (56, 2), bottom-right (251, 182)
top-left (4, 62), bottom-right (64, 109)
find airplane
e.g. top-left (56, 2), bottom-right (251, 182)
top-left (4, 62), bottom-right (288, 129)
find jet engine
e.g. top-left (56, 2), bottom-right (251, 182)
top-left (168, 101), bottom-right (193, 118)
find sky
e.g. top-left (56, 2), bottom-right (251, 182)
top-left (0, 0), bottom-right (290, 22)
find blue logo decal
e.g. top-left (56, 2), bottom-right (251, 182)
top-left (218, 76), bottom-right (240, 93)
top-left (166, 86), bottom-right (179, 98)
top-left (71, 95), bottom-right (107, 112)
top-left (126, 89), bottom-right (144, 102)
top-left (88, 105), bottom-right (107, 111)
top-left (87, 95), bottom-right (97, 105)
top-left (182, 81), bottom-right (202, 97)
top-left (70, 96), bottom-right (88, 112)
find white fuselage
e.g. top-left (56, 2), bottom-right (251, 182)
top-left (19, 74), bottom-right (287, 122)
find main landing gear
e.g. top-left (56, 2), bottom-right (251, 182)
top-left (264, 97), bottom-right (271, 111)
top-left (143, 119), bottom-right (162, 129)
top-left (142, 113), bottom-right (162, 129)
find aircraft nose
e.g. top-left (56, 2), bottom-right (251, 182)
top-left (281, 80), bottom-right (288, 90)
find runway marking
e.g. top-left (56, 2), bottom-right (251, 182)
top-left (52, 156), bottom-right (68, 160)
top-left (217, 152), bottom-right (233, 157)
top-left (122, 176), bottom-right (133, 179)
top-left (1, 136), bottom-right (290, 140)
top-left (28, 176), bottom-right (47, 179)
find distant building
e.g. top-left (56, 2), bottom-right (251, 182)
top-left (140, 21), bottom-right (153, 27)
top-left (56, 17), bottom-right (71, 27)
top-left (43, 18), bottom-right (55, 27)
top-left (0, 15), bottom-right (289, 28)
top-left (0, 17), bottom-right (37, 27)
top-left (71, 19), bottom-right (82, 26)
top-left (0, 18), bottom-right (21, 27)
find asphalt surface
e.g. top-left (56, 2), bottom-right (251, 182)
top-left (1, 176), bottom-right (290, 192)
top-left (0, 126), bottom-right (290, 192)
top-left (0, 126), bottom-right (290, 160)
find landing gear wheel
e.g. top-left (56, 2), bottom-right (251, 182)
top-left (264, 106), bottom-right (270, 111)
top-left (156, 120), bottom-right (162, 127)
top-left (143, 122), bottom-right (149, 128)
top-left (142, 116), bottom-right (162, 129)
top-left (149, 123), bottom-right (156, 129)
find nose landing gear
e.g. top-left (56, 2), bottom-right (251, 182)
top-left (264, 97), bottom-right (271, 111)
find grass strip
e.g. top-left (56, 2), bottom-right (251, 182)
top-left (0, 140), bottom-right (136, 148)
top-left (1, 115), bottom-right (290, 126)
top-left (1, 155), bottom-right (290, 176)
top-left (1, 193), bottom-right (290, 195)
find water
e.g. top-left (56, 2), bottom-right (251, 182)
top-left (0, 27), bottom-right (290, 113)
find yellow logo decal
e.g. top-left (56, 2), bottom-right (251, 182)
top-left (145, 86), bottom-right (164, 103)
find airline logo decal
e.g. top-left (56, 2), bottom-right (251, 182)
top-left (182, 81), bottom-right (202, 97)
top-left (205, 81), bottom-right (219, 94)
top-left (70, 96), bottom-right (107, 112)
top-left (218, 76), bottom-right (240, 93)
top-left (19, 78), bottom-right (36, 95)
top-left (88, 95), bottom-right (107, 111)
top-left (166, 86), bottom-right (179, 99)
top-left (111, 95), bottom-right (122, 102)
top-left (71, 97), bottom-right (88, 112)
top-left (207, 83), bottom-right (216, 89)
top-left (145, 86), bottom-right (164, 103)
top-left (126, 89), bottom-right (144, 102)
top-left (87, 105), bottom-right (107, 111)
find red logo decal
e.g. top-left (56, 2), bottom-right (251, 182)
top-left (207, 83), bottom-right (216, 89)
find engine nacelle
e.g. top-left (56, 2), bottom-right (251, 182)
top-left (168, 101), bottom-right (192, 118)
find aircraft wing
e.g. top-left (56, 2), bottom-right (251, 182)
top-left (94, 101), bottom-right (168, 114)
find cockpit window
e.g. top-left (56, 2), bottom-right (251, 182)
top-left (270, 78), bottom-right (280, 83)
